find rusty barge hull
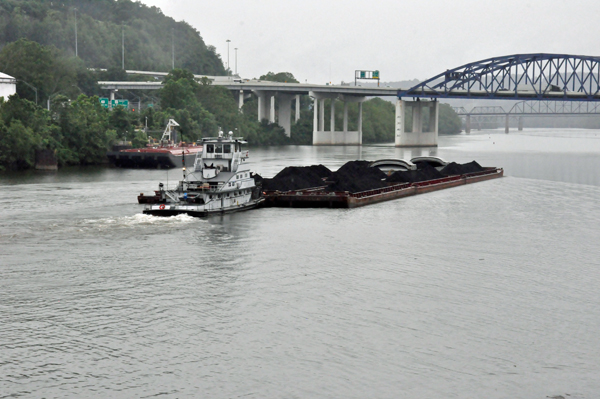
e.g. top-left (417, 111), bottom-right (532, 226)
top-left (263, 167), bottom-right (503, 208)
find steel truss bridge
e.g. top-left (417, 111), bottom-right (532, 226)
top-left (452, 101), bottom-right (600, 133)
top-left (397, 54), bottom-right (600, 101)
top-left (453, 101), bottom-right (600, 116)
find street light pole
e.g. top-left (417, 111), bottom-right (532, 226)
top-left (74, 8), bottom-right (78, 57)
top-left (226, 39), bottom-right (231, 75)
top-left (122, 25), bottom-right (125, 70)
top-left (234, 48), bottom-right (238, 75)
top-left (171, 28), bottom-right (175, 70)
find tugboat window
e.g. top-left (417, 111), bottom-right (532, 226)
top-left (215, 145), bottom-right (223, 153)
top-left (224, 144), bottom-right (231, 154)
top-left (206, 144), bottom-right (214, 153)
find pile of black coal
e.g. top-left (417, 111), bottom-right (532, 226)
top-left (440, 161), bottom-right (484, 176)
top-left (262, 160), bottom-right (487, 194)
top-left (386, 164), bottom-right (444, 184)
top-left (325, 160), bottom-right (388, 192)
top-left (261, 165), bottom-right (332, 191)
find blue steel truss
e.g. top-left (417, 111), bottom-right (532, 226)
top-left (399, 54), bottom-right (600, 101)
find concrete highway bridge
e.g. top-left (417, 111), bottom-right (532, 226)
top-left (99, 54), bottom-right (600, 146)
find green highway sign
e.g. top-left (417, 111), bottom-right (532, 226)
top-left (99, 98), bottom-right (109, 108)
top-left (355, 70), bottom-right (381, 87)
top-left (111, 99), bottom-right (129, 108)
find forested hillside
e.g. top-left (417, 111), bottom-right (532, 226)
top-left (0, 0), bottom-right (225, 74)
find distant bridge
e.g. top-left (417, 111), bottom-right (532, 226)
top-left (454, 101), bottom-right (600, 116)
top-left (452, 100), bottom-right (600, 133)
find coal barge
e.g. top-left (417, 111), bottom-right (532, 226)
top-left (139, 157), bottom-right (503, 212)
top-left (258, 157), bottom-right (503, 208)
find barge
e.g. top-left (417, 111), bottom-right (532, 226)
top-left (262, 167), bottom-right (503, 208)
top-left (107, 119), bottom-right (202, 169)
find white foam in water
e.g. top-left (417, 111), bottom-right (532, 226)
top-left (82, 213), bottom-right (197, 229)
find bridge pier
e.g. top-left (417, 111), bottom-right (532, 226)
top-left (465, 114), bottom-right (471, 134)
top-left (110, 90), bottom-right (115, 110)
top-left (395, 100), bottom-right (439, 147)
top-left (277, 94), bottom-right (294, 137)
top-left (255, 90), bottom-right (276, 123)
top-left (311, 92), bottom-right (364, 145)
top-left (518, 116), bottom-right (523, 131)
top-left (505, 114), bottom-right (510, 134)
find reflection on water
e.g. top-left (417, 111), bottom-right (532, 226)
top-left (1, 128), bottom-right (599, 398)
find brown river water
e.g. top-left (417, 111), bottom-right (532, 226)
top-left (1, 129), bottom-right (599, 398)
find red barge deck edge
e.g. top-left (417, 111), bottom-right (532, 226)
top-left (262, 167), bottom-right (504, 208)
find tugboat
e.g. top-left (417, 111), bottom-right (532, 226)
top-left (140, 130), bottom-right (263, 217)
top-left (107, 119), bottom-right (203, 169)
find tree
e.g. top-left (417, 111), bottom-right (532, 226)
top-left (0, 38), bottom-right (54, 103)
top-left (0, 0), bottom-right (226, 75)
top-left (439, 103), bottom-right (462, 134)
top-left (0, 118), bottom-right (39, 170)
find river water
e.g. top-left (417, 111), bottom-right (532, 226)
top-left (1, 129), bottom-right (599, 398)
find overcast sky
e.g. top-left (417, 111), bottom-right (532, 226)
top-left (139, 0), bottom-right (600, 84)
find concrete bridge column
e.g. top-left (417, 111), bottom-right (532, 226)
top-left (412, 101), bottom-right (423, 134)
top-left (428, 101), bottom-right (439, 135)
top-left (319, 98), bottom-right (325, 132)
top-left (254, 90), bottom-right (275, 122)
top-left (518, 116), bottom-right (523, 131)
top-left (343, 101), bottom-right (348, 133)
top-left (311, 92), bottom-right (363, 145)
top-left (313, 96), bottom-right (319, 139)
top-left (238, 90), bottom-right (244, 111)
top-left (358, 102), bottom-right (363, 144)
top-left (270, 95), bottom-right (276, 123)
top-left (110, 90), bottom-right (116, 110)
top-left (505, 114), bottom-right (510, 134)
top-left (395, 99), bottom-right (438, 147)
top-left (330, 99), bottom-right (336, 133)
top-left (295, 95), bottom-right (301, 122)
top-left (466, 114), bottom-right (471, 134)
top-left (278, 94), bottom-right (294, 137)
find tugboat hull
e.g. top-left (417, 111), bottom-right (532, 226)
top-left (143, 198), bottom-right (264, 217)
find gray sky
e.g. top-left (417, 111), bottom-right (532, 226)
top-left (140, 0), bottom-right (600, 84)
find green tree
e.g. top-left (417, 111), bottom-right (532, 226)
top-left (0, 38), bottom-right (54, 103)
top-left (0, 0), bottom-right (226, 75)
top-left (0, 118), bottom-right (39, 170)
top-left (439, 103), bottom-right (462, 134)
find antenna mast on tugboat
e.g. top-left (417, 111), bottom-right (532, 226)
top-left (182, 150), bottom-right (186, 179)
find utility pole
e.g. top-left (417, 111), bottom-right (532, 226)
top-left (226, 39), bottom-right (231, 75)
top-left (171, 28), bottom-right (175, 69)
top-left (234, 48), bottom-right (238, 75)
top-left (122, 25), bottom-right (124, 70)
top-left (74, 8), bottom-right (78, 57)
